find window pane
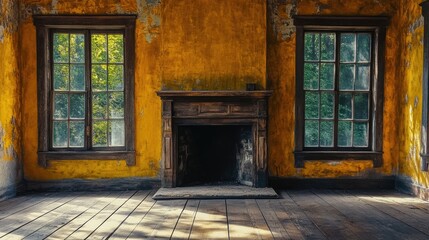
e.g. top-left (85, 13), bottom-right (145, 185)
top-left (354, 93), bottom-right (369, 120)
top-left (93, 121), bottom-right (108, 147)
top-left (340, 33), bottom-right (356, 62)
top-left (304, 33), bottom-right (320, 61)
top-left (53, 64), bottom-right (69, 91)
top-left (91, 34), bottom-right (107, 63)
top-left (53, 121), bottom-right (68, 147)
top-left (305, 92), bottom-right (319, 119)
top-left (53, 33), bottom-right (69, 63)
top-left (353, 122), bottom-right (368, 147)
top-left (70, 64), bottom-right (85, 91)
top-left (320, 33), bottom-right (335, 61)
top-left (92, 93), bottom-right (108, 119)
top-left (320, 121), bottom-right (334, 147)
top-left (304, 63), bottom-right (319, 90)
top-left (70, 94), bottom-right (85, 119)
top-left (305, 120), bottom-right (319, 147)
top-left (339, 93), bottom-right (352, 119)
top-left (92, 64), bottom-right (108, 91)
top-left (109, 92), bottom-right (124, 118)
top-left (70, 121), bottom-right (85, 147)
top-left (53, 93), bottom-right (68, 119)
top-left (320, 63), bottom-right (334, 90)
top-left (109, 120), bottom-right (125, 146)
top-left (339, 64), bottom-right (355, 90)
top-left (108, 34), bottom-right (124, 63)
top-left (356, 64), bottom-right (370, 90)
top-left (70, 34), bottom-right (85, 63)
top-left (338, 121), bottom-right (352, 147)
top-left (320, 92), bottom-right (334, 119)
top-left (108, 65), bottom-right (124, 91)
top-left (357, 33), bottom-right (371, 62)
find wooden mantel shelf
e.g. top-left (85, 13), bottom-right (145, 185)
top-left (156, 90), bottom-right (273, 99)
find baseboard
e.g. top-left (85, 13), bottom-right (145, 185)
top-left (25, 177), bottom-right (161, 192)
top-left (395, 175), bottom-right (429, 201)
top-left (269, 176), bottom-right (395, 189)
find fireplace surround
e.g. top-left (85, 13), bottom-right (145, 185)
top-left (157, 91), bottom-right (272, 188)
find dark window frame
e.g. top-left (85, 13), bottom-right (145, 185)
top-left (33, 15), bottom-right (136, 167)
top-left (421, 1), bottom-right (429, 171)
top-left (293, 16), bottom-right (389, 168)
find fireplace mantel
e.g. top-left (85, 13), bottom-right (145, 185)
top-left (156, 90), bottom-right (273, 188)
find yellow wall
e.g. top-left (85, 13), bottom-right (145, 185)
top-left (396, 0), bottom-right (429, 189)
top-left (0, 0), bottom-right (21, 199)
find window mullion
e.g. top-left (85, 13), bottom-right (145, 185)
top-left (85, 30), bottom-right (92, 150)
top-left (334, 32), bottom-right (341, 149)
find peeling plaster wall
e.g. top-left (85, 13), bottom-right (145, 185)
top-left (0, 0), bottom-right (22, 200)
top-left (396, 0), bottom-right (429, 191)
top-left (267, 0), bottom-right (401, 179)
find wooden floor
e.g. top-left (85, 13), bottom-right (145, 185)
top-left (0, 190), bottom-right (428, 239)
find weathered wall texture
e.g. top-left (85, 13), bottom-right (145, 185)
top-left (396, 0), bottom-right (429, 191)
top-left (20, 0), bottom-right (266, 181)
top-left (0, 0), bottom-right (22, 199)
top-left (267, 0), bottom-right (401, 179)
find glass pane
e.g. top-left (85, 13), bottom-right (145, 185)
top-left (70, 94), bottom-right (85, 119)
top-left (320, 63), bottom-right (334, 90)
top-left (305, 92), bottom-right (319, 119)
top-left (339, 64), bottom-right (355, 90)
top-left (304, 33), bottom-right (320, 61)
top-left (338, 121), bottom-right (352, 147)
top-left (92, 64), bottom-right (108, 91)
top-left (109, 92), bottom-right (124, 118)
top-left (320, 121), bottom-right (334, 147)
top-left (353, 122), bottom-right (368, 147)
top-left (108, 65), bottom-right (124, 90)
top-left (304, 63), bottom-right (319, 90)
top-left (320, 92), bottom-right (334, 119)
top-left (93, 121), bottom-right (108, 147)
top-left (91, 34), bottom-right (107, 63)
top-left (108, 34), bottom-right (124, 63)
top-left (109, 120), bottom-right (125, 146)
top-left (70, 34), bottom-right (85, 63)
top-left (53, 93), bottom-right (68, 119)
top-left (53, 33), bottom-right (69, 63)
top-left (92, 93), bottom-right (108, 119)
top-left (339, 93), bottom-right (352, 119)
top-left (340, 33), bottom-right (356, 62)
top-left (70, 64), bottom-right (85, 91)
top-left (304, 120), bottom-right (319, 147)
top-left (53, 64), bottom-right (69, 91)
top-left (357, 33), bottom-right (371, 62)
top-left (356, 65), bottom-right (370, 90)
top-left (53, 121), bottom-right (68, 147)
top-left (320, 33), bottom-right (335, 61)
top-left (70, 121), bottom-right (85, 147)
top-left (354, 93), bottom-right (369, 120)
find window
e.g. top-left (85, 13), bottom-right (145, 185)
top-left (293, 16), bottom-right (389, 168)
top-left (421, 2), bottom-right (429, 171)
top-left (34, 16), bottom-right (136, 167)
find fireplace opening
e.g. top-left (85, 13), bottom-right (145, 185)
top-left (177, 125), bottom-right (253, 187)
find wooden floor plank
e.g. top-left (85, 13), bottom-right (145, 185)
top-left (279, 191), bottom-right (327, 240)
top-left (0, 192), bottom-right (76, 238)
top-left (189, 199), bottom-right (229, 239)
top-left (46, 191), bottom-right (121, 239)
top-left (66, 191), bottom-right (136, 239)
top-left (108, 191), bottom-right (156, 240)
top-left (227, 199), bottom-right (273, 240)
top-left (244, 199), bottom-right (275, 240)
top-left (86, 190), bottom-right (151, 240)
top-left (0, 192), bottom-right (58, 220)
top-left (268, 199), bottom-right (305, 240)
top-left (171, 199), bottom-right (200, 239)
top-left (127, 199), bottom-right (187, 239)
top-left (256, 199), bottom-right (290, 239)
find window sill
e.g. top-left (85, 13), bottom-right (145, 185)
top-left (294, 151), bottom-right (382, 168)
top-left (38, 151), bottom-right (136, 168)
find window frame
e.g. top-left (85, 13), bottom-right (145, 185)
top-left (293, 16), bottom-right (389, 168)
top-left (421, 1), bottom-right (429, 171)
top-left (34, 15), bottom-right (136, 167)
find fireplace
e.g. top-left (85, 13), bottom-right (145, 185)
top-left (157, 91), bottom-right (272, 188)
